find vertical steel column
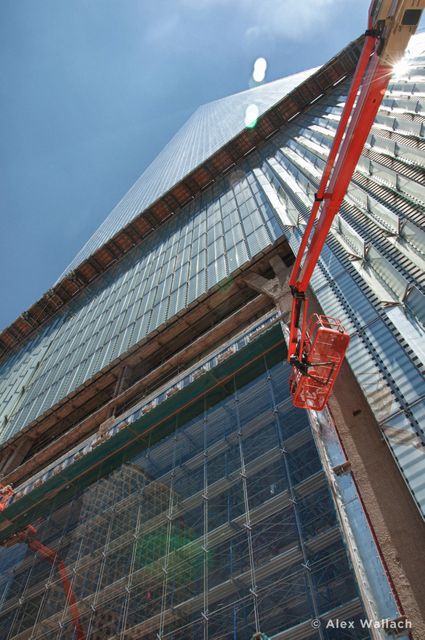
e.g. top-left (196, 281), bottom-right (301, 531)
top-left (119, 479), bottom-right (144, 638)
top-left (202, 398), bottom-right (209, 640)
top-left (264, 359), bottom-right (325, 639)
top-left (157, 427), bottom-right (178, 640)
top-left (85, 492), bottom-right (115, 639)
top-left (31, 509), bottom-right (70, 636)
top-left (233, 379), bottom-right (260, 634)
top-left (63, 496), bottom-right (85, 635)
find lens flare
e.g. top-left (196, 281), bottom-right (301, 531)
top-left (252, 57), bottom-right (267, 82)
top-left (245, 103), bottom-right (259, 128)
top-left (393, 59), bottom-right (409, 79)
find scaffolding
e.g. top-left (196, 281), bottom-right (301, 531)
top-left (0, 356), bottom-right (371, 640)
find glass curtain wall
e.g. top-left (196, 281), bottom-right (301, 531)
top-left (0, 356), bottom-right (369, 640)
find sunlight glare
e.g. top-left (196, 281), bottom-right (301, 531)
top-left (393, 59), bottom-right (409, 79)
top-left (245, 103), bottom-right (259, 128)
top-left (252, 57), bottom-right (267, 82)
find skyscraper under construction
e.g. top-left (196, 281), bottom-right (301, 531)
top-left (0, 30), bottom-right (424, 640)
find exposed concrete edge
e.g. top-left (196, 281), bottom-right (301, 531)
top-left (278, 320), bottom-right (401, 640)
top-left (327, 366), bottom-right (425, 640)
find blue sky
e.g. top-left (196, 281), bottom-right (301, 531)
top-left (0, 0), bottom-right (374, 330)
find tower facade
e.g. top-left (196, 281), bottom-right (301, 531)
top-left (0, 33), bottom-right (424, 639)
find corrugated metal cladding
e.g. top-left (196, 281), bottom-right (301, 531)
top-left (0, 35), bottom-right (424, 516)
top-left (256, 33), bottom-right (425, 517)
top-left (60, 68), bottom-right (316, 278)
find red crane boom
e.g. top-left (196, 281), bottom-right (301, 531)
top-left (10, 525), bottom-right (86, 640)
top-left (288, 0), bottom-right (424, 411)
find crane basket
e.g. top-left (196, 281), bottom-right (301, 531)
top-left (289, 314), bottom-right (350, 411)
